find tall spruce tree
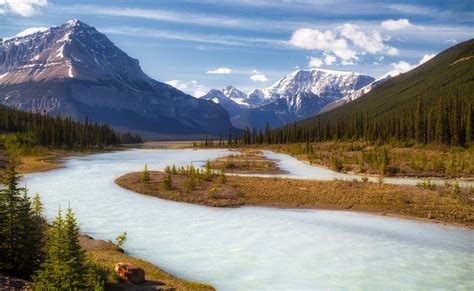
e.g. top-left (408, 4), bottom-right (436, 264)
top-left (0, 162), bottom-right (44, 279)
top-left (35, 207), bottom-right (106, 289)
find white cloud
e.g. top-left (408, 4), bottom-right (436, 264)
top-left (324, 54), bottom-right (336, 65)
top-left (391, 53), bottom-right (437, 73)
top-left (207, 67), bottom-right (233, 74)
top-left (391, 61), bottom-right (413, 72)
top-left (194, 87), bottom-right (208, 97)
top-left (339, 23), bottom-right (398, 55)
top-left (386, 47), bottom-right (399, 56)
top-left (418, 53), bottom-right (435, 65)
top-left (309, 57), bottom-right (323, 68)
top-left (250, 70), bottom-right (268, 82)
top-left (290, 28), bottom-right (357, 61)
top-left (165, 79), bottom-right (209, 97)
top-left (443, 39), bottom-right (457, 44)
top-left (381, 19), bottom-right (414, 30)
top-left (0, 0), bottom-right (48, 17)
top-left (166, 80), bottom-right (188, 90)
top-left (290, 24), bottom-right (399, 64)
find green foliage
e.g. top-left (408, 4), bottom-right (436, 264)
top-left (452, 182), bottom-right (461, 196)
top-left (141, 164), bottom-right (150, 184)
top-left (229, 40), bottom-right (474, 148)
top-left (181, 176), bottom-right (196, 194)
top-left (204, 160), bottom-right (212, 181)
top-left (115, 231), bottom-right (127, 248)
top-left (0, 162), bottom-right (45, 279)
top-left (160, 172), bottom-right (172, 191)
top-left (32, 192), bottom-right (43, 217)
top-left (330, 156), bottom-right (342, 171)
top-left (219, 169), bottom-right (227, 184)
top-left (34, 208), bottom-right (107, 290)
top-left (0, 107), bottom-right (141, 150)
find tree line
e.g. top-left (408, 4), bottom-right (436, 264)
top-left (0, 162), bottom-right (107, 288)
top-left (206, 97), bottom-right (472, 148)
top-left (0, 107), bottom-right (142, 149)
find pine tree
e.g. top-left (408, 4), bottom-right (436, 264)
top-left (141, 164), bottom-right (151, 184)
top-left (35, 207), bottom-right (106, 289)
top-left (32, 192), bottom-right (43, 217)
top-left (160, 172), bottom-right (172, 191)
top-left (466, 105), bottom-right (472, 147)
top-left (0, 162), bottom-right (44, 279)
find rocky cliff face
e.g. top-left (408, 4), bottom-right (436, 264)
top-left (0, 20), bottom-right (233, 139)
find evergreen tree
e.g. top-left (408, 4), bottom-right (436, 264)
top-left (35, 208), bottom-right (106, 289)
top-left (0, 162), bottom-right (44, 279)
top-left (466, 105), bottom-right (472, 146)
top-left (141, 164), bottom-right (151, 184)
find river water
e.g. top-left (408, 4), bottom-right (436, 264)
top-left (24, 149), bottom-right (474, 290)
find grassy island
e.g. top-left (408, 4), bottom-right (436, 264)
top-left (116, 164), bottom-right (474, 229)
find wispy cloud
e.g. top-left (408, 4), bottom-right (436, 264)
top-left (250, 70), bottom-right (268, 82)
top-left (0, 0), bottom-right (48, 17)
top-left (57, 4), bottom-right (318, 32)
top-left (100, 26), bottom-right (287, 48)
top-left (207, 67), bottom-right (233, 74)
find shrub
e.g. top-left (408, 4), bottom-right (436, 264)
top-left (115, 231), bottom-right (127, 248)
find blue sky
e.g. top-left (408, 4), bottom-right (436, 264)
top-left (1, 0), bottom-right (473, 96)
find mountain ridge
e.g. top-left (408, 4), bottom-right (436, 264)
top-left (0, 20), bottom-right (234, 139)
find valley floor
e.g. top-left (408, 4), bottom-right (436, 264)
top-left (0, 146), bottom-right (214, 290)
top-left (116, 170), bottom-right (474, 229)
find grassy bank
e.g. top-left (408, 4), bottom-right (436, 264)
top-left (0, 142), bottom-right (214, 290)
top-left (116, 171), bottom-right (474, 229)
top-left (209, 149), bottom-right (286, 174)
top-left (79, 235), bottom-right (214, 290)
top-left (192, 141), bottom-right (474, 179)
top-left (270, 142), bottom-right (474, 178)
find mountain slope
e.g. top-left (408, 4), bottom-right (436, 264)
top-left (202, 69), bottom-right (373, 129)
top-left (0, 20), bottom-right (233, 139)
top-left (319, 70), bottom-right (401, 114)
top-left (273, 39), bottom-right (474, 146)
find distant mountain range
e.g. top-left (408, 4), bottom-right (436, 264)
top-left (0, 20), bottom-right (234, 139)
top-left (201, 68), bottom-right (376, 129)
top-left (281, 38), bottom-right (474, 145)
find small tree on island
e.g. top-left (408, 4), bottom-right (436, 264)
top-left (205, 160), bottom-right (212, 181)
top-left (141, 164), bottom-right (151, 184)
top-left (160, 172), bottom-right (172, 191)
top-left (219, 169), bottom-right (226, 184)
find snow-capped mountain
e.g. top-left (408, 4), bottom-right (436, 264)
top-left (319, 70), bottom-right (401, 114)
top-left (202, 68), bottom-right (374, 129)
top-left (0, 20), bottom-right (233, 138)
top-left (266, 68), bottom-right (374, 117)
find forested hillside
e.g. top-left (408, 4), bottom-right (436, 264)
top-left (0, 107), bottom-right (142, 149)
top-left (260, 39), bottom-right (473, 146)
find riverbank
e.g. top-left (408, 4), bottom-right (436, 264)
top-left (3, 146), bottom-right (215, 290)
top-left (116, 171), bottom-right (474, 229)
top-left (185, 141), bottom-right (474, 180)
top-left (79, 234), bottom-right (214, 290)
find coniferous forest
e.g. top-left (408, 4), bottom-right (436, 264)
top-left (232, 39), bottom-right (474, 147)
top-left (0, 107), bottom-right (142, 149)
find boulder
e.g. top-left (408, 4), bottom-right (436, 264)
top-left (115, 263), bottom-right (145, 284)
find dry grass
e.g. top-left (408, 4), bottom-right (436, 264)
top-left (209, 150), bottom-right (286, 174)
top-left (79, 235), bottom-right (214, 290)
top-left (116, 171), bottom-right (474, 229)
top-left (247, 142), bottom-right (474, 179)
top-left (116, 172), bottom-right (243, 207)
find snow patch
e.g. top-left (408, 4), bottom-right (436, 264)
top-left (5, 27), bottom-right (49, 40)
